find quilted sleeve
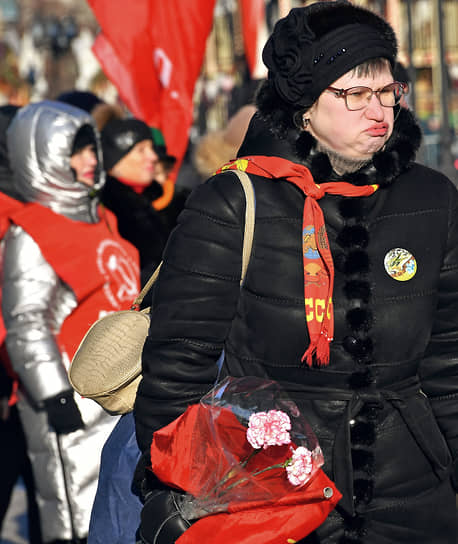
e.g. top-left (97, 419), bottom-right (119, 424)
top-left (2, 225), bottom-right (76, 405)
top-left (134, 172), bottom-right (250, 454)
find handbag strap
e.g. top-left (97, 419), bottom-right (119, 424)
top-left (131, 170), bottom-right (255, 309)
top-left (235, 169), bottom-right (255, 286)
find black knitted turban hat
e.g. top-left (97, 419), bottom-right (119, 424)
top-left (101, 118), bottom-right (153, 171)
top-left (259, 1), bottom-right (397, 114)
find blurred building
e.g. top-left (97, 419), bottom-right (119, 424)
top-left (196, 0), bottom-right (457, 175)
top-left (0, 0), bottom-right (456, 175)
top-left (0, 0), bottom-right (111, 102)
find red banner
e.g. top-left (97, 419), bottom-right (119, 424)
top-left (88, 0), bottom-right (217, 177)
top-left (239, 0), bottom-right (267, 78)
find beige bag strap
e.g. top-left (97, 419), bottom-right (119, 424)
top-left (132, 170), bottom-right (255, 308)
top-left (235, 169), bottom-right (255, 285)
top-left (131, 263), bottom-right (162, 309)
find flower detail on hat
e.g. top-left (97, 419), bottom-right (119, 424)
top-left (262, 8), bottom-right (315, 107)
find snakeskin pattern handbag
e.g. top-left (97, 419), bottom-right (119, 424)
top-left (69, 170), bottom-right (255, 415)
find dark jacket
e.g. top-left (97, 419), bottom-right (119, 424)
top-left (135, 108), bottom-right (458, 543)
top-left (101, 176), bottom-right (169, 283)
top-left (143, 180), bottom-right (190, 236)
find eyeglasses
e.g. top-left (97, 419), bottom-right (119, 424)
top-left (325, 82), bottom-right (407, 111)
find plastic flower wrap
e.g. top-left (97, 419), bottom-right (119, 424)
top-left (150, 376), bottom-right (341, 544)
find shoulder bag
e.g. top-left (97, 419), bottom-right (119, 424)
top-left (69, 170), bottom-right (255, 415)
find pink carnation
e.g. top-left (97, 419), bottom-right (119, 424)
top-left (246, 410), bottom-right (291, 450)
top-left (286, 446), bottom-right (313, 486)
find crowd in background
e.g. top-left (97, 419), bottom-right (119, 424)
top-left (0, 1), bottom-right (457, 543)
top-left (0, 72), bottom-right (258, 542)
top-left (0, 0), bottom-right (456, 180)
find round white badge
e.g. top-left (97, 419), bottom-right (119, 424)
top-left (384, 248), bottom-right (417, 281)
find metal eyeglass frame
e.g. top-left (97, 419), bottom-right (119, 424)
top-left (325, 81), bottom-right (407, 111)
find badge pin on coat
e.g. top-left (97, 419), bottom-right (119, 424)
top-left (384, 248), bottom-right (417, 281)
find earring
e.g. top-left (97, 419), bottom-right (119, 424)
top-left (302, 116), bottom-right (309, 129)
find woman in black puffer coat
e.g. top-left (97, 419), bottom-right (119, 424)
top-left (134, 3), bottom-right (458, 543)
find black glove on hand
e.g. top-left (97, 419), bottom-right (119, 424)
top-left (136, 489), bottom-right (191, 544)
top-left (44, 391), bottom-right (85, 435)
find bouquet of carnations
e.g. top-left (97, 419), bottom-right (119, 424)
top-left (150, 376), bottom-right (341, 544)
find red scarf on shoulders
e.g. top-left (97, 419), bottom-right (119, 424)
top-left (217, 156), bottom-right (378, 367)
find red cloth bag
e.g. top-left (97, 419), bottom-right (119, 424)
top-left (150, 404), bottom-right (342, 544)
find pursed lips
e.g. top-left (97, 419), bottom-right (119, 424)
top-left (366, 123), bottom-right (388, 137)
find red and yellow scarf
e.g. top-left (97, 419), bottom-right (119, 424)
top-left (217, 156), bottom-right (378, 367)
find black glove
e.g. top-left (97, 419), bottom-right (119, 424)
top-left (136, 489), bottom-right (191, 544)
top-left (43, 391), bottom-right (85, 435)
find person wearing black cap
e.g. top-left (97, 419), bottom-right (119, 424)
top-left (56, 90), bottom-right (104, 114)
top-left (101, 118), bottom-right (169, 284)
top-left (56, 89), bottom-right (126, 132)
top-left (134, 2), bottom-right (457, 543)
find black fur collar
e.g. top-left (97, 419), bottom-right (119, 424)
top-left (242, 107), bottom-right (422, 188)
top-left (294, 108), bottom-right (422, 186)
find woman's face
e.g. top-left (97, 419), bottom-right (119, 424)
top-left (109, 139), bottom-right (158, 185)
top-left (70, 145), bottom-right (98, 186)
top-left (306, 65), bottom-right (395, 159)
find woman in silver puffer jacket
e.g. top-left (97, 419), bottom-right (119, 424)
top-left (1, 100), bottom-right (140, 544)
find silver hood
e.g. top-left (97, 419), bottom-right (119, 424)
top-left (7, 100), bottom-right (105, 222)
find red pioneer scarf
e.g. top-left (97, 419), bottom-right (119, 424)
top-left (117, 177), bottom-right (147, 194)
top-left (217, 157), bottom-right (378, 367)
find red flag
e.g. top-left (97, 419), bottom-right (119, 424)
top-left (150, 403), bottom-right (341, 544)
top-left (239, 0), bottom-right (267, 79)
top-left (88, 0), bottom-right (217, 177)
